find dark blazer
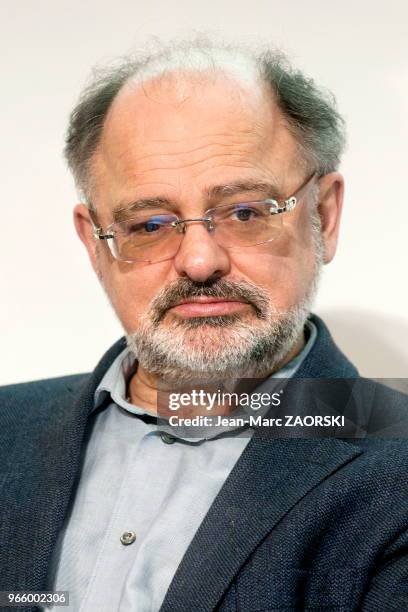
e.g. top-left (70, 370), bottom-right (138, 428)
top-left (1, 315), bottom-right (407, 612)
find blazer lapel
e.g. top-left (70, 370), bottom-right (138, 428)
top-left (0, 338), bottom-right (127, 593)
top-left (160, 435), bottom-right (362, 612)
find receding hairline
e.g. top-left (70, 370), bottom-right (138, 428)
top-left (64, 38), bottom-right (346, 207)
top-left (103, 61), bottom-right (270, 125)
top-left (86, 67), bottom-right (306, 209)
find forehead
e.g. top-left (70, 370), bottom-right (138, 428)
top-left (90, 70), bottom-right (300, 211)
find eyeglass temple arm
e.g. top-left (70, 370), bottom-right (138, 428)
top-left (93, 227), bottom-right (114, 240)
top-left (271, 172), bottom-right (318, 215)
top-left (87, 208), bottom-right (112, 240)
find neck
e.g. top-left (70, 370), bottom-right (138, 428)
top-left (127, 366), bottom-right (159, 414)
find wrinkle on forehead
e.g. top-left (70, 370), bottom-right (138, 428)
top-left (99, 68), bottom-right (279, 147)
top-left (89, 70), bottom-right (299, 207)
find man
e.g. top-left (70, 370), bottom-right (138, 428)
top-left (1, 40), bottom-right (407, 612)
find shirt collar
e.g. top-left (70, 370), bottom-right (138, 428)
top-left (94, 318), bottom-right (317, 424)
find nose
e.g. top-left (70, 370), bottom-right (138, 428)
top-left (172, 220), bottom-right (231, 282)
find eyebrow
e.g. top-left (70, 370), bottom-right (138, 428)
top-left (112, 198), bottom-right (174, 223)
top-left (111, 180), bottom-right (283, 224)
top-left (206, 180), bottom-right (282, 200)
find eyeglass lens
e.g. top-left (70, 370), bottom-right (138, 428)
top-left (111, 203), bottom-right (284, 262)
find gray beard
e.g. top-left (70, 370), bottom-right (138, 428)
top-left (126, 267), bottom-right (322, 384)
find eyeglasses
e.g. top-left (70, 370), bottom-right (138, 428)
top-left (93, 173), bottom-right (317, 263)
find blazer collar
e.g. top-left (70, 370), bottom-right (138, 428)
top-left (295, 314), bottom-right (359, 379)
top-left (0, 337), bottom-right (128, 593)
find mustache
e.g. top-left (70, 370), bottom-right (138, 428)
top-left (149, 278), bottom-right (271, 323)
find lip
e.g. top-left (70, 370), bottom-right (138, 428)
top-left (169, 297), bottom-right (249, 317)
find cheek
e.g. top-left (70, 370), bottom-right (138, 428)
top-left (230, 232), bottom-right (317, 310)
top-left (98, 258), bottom-right (167, 333)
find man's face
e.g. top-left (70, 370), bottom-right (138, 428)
top-left (75, 71), bottom-right (342, 382)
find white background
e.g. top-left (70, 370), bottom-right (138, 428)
top-left (1, 0), bottom-right (407, 384)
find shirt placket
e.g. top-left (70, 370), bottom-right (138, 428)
top-left (79, 426), bottom-right (156, 612)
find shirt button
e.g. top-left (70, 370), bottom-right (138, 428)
top-left (120, 531), bottom-right (136, 546)
top-left (160, 432), bottom-right (176, 444)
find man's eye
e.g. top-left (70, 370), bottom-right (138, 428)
top-left (144, 220), bottom-right (161, 233)
top-left (231, 206), bottom-right (260, 222)
top-left (125, 222), bottom-right (149, 234)
top-left (126, 216), bottom-right (168, 234)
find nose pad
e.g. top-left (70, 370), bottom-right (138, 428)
top-left (206, 217), bottom-right (215, 232)
top-left (176, 217), bottom-right (215, 234)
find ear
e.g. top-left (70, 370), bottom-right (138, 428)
top-left (73, 203), bottom-right (100, 274)
top-left (316, 172), bottom-right (344, 264)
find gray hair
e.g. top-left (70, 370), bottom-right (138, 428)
top-left (64, 37), bottom-right (346, 207)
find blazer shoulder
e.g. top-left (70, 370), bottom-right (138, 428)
top-left (0, 372), bottom-right (89, 396)
top-left (357, 377), bottom-right (408, 437)
top-left (0, 373), bottom-right (90, 417)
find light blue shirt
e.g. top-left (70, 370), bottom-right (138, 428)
top-left (46, 320), bottom-right (317, 612)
